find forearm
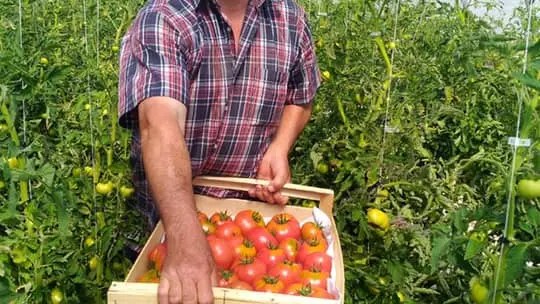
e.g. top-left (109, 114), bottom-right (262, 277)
top-left (271, 103), bottom-right (313, 153)
top-left (139, 100), bottom-right (202, 245)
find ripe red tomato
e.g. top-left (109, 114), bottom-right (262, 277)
top-left (254, 275), bottom-right (285, 293)
top-left (216, 222), bottom-right (242, 239)
top-left (268, 260), bottom-right (301, 286)
top-left (279, 238), bottom-right (299, 262)
top-left (217, 269), bottom-right (238, 288)
top-left (201, 220), bottom-right (216, 235)
top-left (232, 239), bottom-right (257, 260)
top-left (311, 287), bottom-right (335, 299)
top-left (301, 221), bottom-right (324, 241)
top-left (300, 268), bottom-right (329, 290)
top-left (208, 237), bottom-right (234, 270)
top-left (246, 227), bottom-right (278, 251)
top-left (257, 244), bottom-right (286, 269)
top-left (198, 211), bottom-right (208, 224)
top-left (210, 211), bottom-right (233, 227)
top-left (284, 283), bottom-right (334, 299)
top-left (136, 269), bottom-right (160, 283)
top-left (266, 213), bottom-right (301, 242)
top-left (232, 257), bottom-right (267, 285)
top-left (206, 234), bottom-right (218, 243)
top-left (302, 252), bottom-right (332, 273)
top-left (148, 242), bottom-right (167, 272)
top-left (284, 282), bottom-right (311, 296)
top-left (297, 237), bottom-right (328, 263)
top-left (234, 209), bottom-right (265, 235)
top-left (229, 280), bottom-right (253, 291)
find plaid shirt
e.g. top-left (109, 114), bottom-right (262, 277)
top-left (118, 0), bottom-right (320, 229)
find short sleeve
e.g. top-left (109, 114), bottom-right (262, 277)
top-left (286, 12), bottom-right (321, 106)
top-left (118, 10), bottom-right (189, 129)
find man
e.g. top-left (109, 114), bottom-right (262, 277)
top-left (118, 0), bottom-right (320, 302)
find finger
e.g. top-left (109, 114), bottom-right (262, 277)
top-left (210, 267), bottom-right (218, 287)
top-left (181, 278), bottom-right (198, 304)
top-left (168, 277), bottom-right (182, 304)
top-left (254, 185), bottom-right (266, 203)
top-left (248, 187), bottom-right (256, 197)
top-left (273, 192), bottom-right (289, 205)
top-left (158, 277), bottom-right (170, 304)
top-left (268, 169), bottom-right (289, 193)
top-left (197, 275), bottom-right (214, 304)
top-left (262, 187), bottom-right (275, 204)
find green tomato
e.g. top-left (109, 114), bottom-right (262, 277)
top-left (0, 180), bottom-right (5, 189)
top-left (72, 168), bottom-right (82, 177)
top-left (120, 185), bottom-right (135, 198)
top-left (10, 247), bottom-right (26, 264)
top-left (96, 182), bottom-right (113, 195)
top-left (7, 157), bottom-right (19, 169)
top-left (50, 288), bottom-right (63, 304)
top-left (367, 208), bottom-right (390, 231)
top-left (322, 71), bottom-right (331, 81)
top-left (112, 45), bottom-right (120, 52)
top-left (316, 163), bottom-right (329, 174)
top-left (517, 179), bottom-right (540, 199)
top-left (89, 255), bottom-right (100, 270)
top-left (0, 124), bottom-right (8, 132)
top-left (470, 231), bottom-right (487, 242)
top-left (471, 280), bottom-right (489, 303)
top-left (84, 166), bottom-right (94, 176)
top-left (84, 236), bottom-right (95, 248)
top-left (40, 57), bottom-right (49, 65)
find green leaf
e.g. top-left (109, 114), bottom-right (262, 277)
top-left (388, 260), bottom-right (405, 283)
top-left (0, 277), bottom-right (16, 303)
top-left (53, 189), bottom-right (70, 237)
top-left (37, 163), bottom-right (55, 187)
top-left (464, 237), bottom-right (487, 260)
top-left (431, 236), bottom-right (450, 273)
top-left (516, 73), bottom-right (540, 91)
top-left (504, 244), bottom-right (529, 286)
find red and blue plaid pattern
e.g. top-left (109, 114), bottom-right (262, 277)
top-left (118, 0), bottom-right (321, 229)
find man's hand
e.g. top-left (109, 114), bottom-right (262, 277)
top-left (159, 229), bottom-right (216, 304)
top-left (248, 143), bottom-right (290, 205)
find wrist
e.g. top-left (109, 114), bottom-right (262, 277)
top-left (268, 139), bottom-right (292, 157)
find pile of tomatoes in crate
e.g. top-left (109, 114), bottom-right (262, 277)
top-left (138, 209), bottom-right (337, 299)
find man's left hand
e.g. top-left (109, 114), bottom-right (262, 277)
top-left (248, 144), bottom-right (290, 205)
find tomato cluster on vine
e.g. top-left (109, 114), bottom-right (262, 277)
top-left (139, 209), bottom-right (336, 299)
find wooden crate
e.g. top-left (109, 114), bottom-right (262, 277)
top-left (108, 176), bottom-right (345, 304)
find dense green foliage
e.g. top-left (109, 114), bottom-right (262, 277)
top-left (0, 0), bottom-right (539, 303)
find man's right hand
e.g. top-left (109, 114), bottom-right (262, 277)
top-left (159, 231), bottom-right (216, 304)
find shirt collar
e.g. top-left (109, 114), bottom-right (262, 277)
top-left (194, 0), bottom-right (281, 10)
